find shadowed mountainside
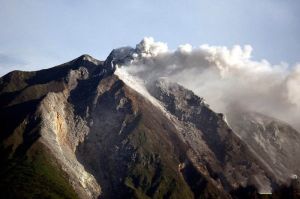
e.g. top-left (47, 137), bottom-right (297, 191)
top-left (0, 54), bottom-right (300, 199)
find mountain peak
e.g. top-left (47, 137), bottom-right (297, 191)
top-left (103, 47), bottom-right (136, 71)
top-left (73, 54), bottom-right (102, 65)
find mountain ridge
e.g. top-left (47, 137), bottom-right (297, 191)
top-left (0, 54), bottom-right (299, 199)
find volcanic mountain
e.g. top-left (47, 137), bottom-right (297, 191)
top-left (0, 51), bottom-right (300, 199)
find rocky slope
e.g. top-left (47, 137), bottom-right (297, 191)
top-left (227, 110), bottom-right (300, 184)
top-left (0, 53), bottom-right (300, 199)
top-left (148, 79), bottom-right (276, 192)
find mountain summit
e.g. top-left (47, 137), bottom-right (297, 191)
top-left (0, 52), bottom-right (299, 199)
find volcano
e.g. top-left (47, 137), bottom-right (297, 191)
top-left (0, 52), bottom-right (299, 199)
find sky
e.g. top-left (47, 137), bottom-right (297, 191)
top-left (0, 0), bottom-right (299, 76)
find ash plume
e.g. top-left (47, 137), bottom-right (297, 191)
top-left (117, 37), bottom-right (300, 130)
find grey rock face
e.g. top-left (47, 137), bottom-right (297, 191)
top-left (227, 111), bottom-right (300, 183)
top-left (31, 56), bottom-right (113, 198)
top-left (38, 91), bottom-right (100, 199)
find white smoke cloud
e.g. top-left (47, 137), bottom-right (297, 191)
top-left (135, 37), bottom-right (168, 57)
top-left (287, 65), bottom-right (300, 106)
top-left (121, 37), bottom-right (300, 130)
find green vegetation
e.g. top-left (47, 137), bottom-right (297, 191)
top-left (0, 144), bottom-right (78, 199)
top-left (123, 122), bottom-right (194, 199)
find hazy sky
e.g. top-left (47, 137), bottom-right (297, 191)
top-left (0, 0), bottom-right (299, 76)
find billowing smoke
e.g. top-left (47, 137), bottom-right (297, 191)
top-left (118, 37), bottom-right (300, 130)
